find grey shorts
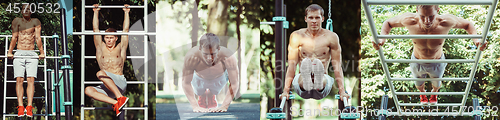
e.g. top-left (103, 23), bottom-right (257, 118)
top-left (191, 70), bottom-right (228, 96)
top-left (93, 71), bottom-right (127, 98)
top-left (292, 74), bottom-right (334, 100)
top-left (410, 53), bottom-right (447, 87)
top-left (13, 50), bottom-right (38, 78)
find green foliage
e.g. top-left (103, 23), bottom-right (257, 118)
top-left (361, 4), bottom-right (500, 119)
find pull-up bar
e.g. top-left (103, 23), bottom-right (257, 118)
top-left (84, 5), bottom-right (144, 8)
top-left (73, 32), bottom-right (156, 35)
top-left (366, 0), bottom-right (493, 5)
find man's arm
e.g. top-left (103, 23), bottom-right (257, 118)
top-left (8, 18), bottom-right (19, 59)
top-left (92, 4), bottom-right (102, 50)
top-left (374, 13), bottom-right (413, 50)
top-left (34, 19), bottom-right (44, 59)
top-left (220, 52), bottom-right (239, 109)
top-left (450, 15), bottom-right (486, 51)
top-left (282, 32), bottom-right (300, 99)
top-left (120, 4), bottom-right (130, 61)
top-left (181, 52), bottom-right (205, 112)
top-left (330, 33), bottom-right (349, 100)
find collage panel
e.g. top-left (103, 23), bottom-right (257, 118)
top-left (73, 0), bottom-right (156, 119)
top-left (0, 0), bottom-right (74, 119)
top-left (155, 0), bottom-right (260, 119)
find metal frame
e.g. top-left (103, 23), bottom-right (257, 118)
top-left (362, 0), bottom-right (498, 116)
top-left (2, 36), bottom-right (52, 120)
top-left (79, 1), bottom-right (151, 120)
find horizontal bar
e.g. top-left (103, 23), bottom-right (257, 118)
top-left (5, 97), bottom-right (46, 99)
top-left (385, 59), bottom-right (474, 63)
top-left (5, 81), bottom-right (45, 83)
top-left (366, 0), bottom-right (492, 5)
top-left (390, 78), bottom-right (469, 81)
top-left (0, 56), bottom-right (62, 59)
top-left (6, 65), bottom-right (45, 67)
top-left (84, 81), bottom-right (146, 84)
top-left (260, 22), bottom-right (275, 25)
top-left (73, 32), bottom-right (156, 35)
top-left (394, 92), bottom-right (465, 95)
top-left (84, 5), bottom-right (145, 8)
top-left (387, 112), bottom-right (474, 116)
top-left (13, 50), bottom-right (40, 52)
top-left (84, 30), bottom-right (149, 33)
top-left (82, 107), bottom-right (147, 110)
top-left (399, 103), bottom-right (463, 106)
top-left (377, 35), bottom-right (482, 39)
top-left (0, 35), bottom-right (54, 38)
top-left (3, 114), bottom-right (48, 117)
top-left (84, 56), bottom-right (145, 59)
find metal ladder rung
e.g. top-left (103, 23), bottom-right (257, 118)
top-left (366, 0), bottom-right (493, 5)
top-left (6, 65), bottom-right (45, 67)
top-left (385, 59), bottom-right (474, 63)
top-left (84, 81), bottom-right (146, 84)
top-left (3, 114), bottom-right (48, 117)
top-left (5, 97), bottom-right (46, 99)
top-left (5, 81), bottom-right (46, 83)
top-left (82, 107), bottom-right (147, 110)
top-left (395, 92), bottom-right (465, 95)
top-left (399, 103), bottom-right (463, 107)
top-left (390, 78), bottom-right (469, 81)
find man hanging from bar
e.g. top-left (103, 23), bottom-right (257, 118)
top-left (280, 4), bottom-right (349, 101)
top-left (372, 5), bottom-right (487, 105)
top-left (84, 4), bottom-right (130, 116)
top-left (8, 4), bottom-right (45, 117)
top-left (181, 33), bottom-right (239, 113)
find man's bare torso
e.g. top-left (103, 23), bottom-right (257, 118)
top-left (401, 13), bottom-right (456, 59)
top-left (14, 18), bottom-right (39, 50)
top-left (188, 46), bottom-right (228, 80)
top-left (96, 42), bottom-right (125, 75)
top-left (294, 29), bottom-right (333, 74)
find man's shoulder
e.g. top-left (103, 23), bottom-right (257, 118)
top-left (184, 47), bottom-right (201, 63)
top-left (12, 17), bottom-right (22, 24)
top-left (291, 28), bottom-right (307, 35)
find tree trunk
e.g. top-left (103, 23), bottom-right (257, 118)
top-left (207, 0), bottom-right (229, 47)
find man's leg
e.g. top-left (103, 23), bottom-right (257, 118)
top-left (96, 71), bottom-right (123, 98)
top-left (26, 77), bottom-right (34, 106)
top-left (84, 86), bottom-right (117, 104)
top-left (312, 59), bottom-right (324, 90)
top-left (16, 77), bottom-right (24, 106)
top-left (300, 58), bottom-right (313, 91)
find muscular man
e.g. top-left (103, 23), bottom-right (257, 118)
top-left (182, 33), bottom-right (239, 113)
top-left (281, 4), bottom-right (349, 101)
top-left (84, 4), bottom-right (130, 116)
top-left (9, 4), bottom-right (45, 117)
top-left (372, 5), bottom-right (487, 105)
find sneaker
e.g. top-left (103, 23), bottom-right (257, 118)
top-left (113, 102), bottom-right (122, 116)
top-left (117, 97), bottom-right (129, 110)
top-left (17, 106), bottom-right (24, 117)
top-left (420, 95), bottom-right (429, 105)
top-left (312, 59), bottom-right (324, 90)
top-left (429, 95), bottom-right (437, 104)
top-left (206, 90), bottom-right (218, 109)
top-left (26, 106), bottom-right (33, 117)
top-left (300, 58), bottom-right (313, 91)
top-left (198, 90), bottom-right (208, 108)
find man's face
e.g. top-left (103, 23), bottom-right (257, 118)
top-left (305, 10), bottom-right (324, 31)
top-left (104, 35), bottom-right (118, 48)
top-left (22, 5), bottom-right (31, 18)
top-left (200, 46), bottom-right (219, 66)
top-left (417, 7), bottom-right (439, 29)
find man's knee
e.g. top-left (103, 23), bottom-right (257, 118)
top-left (26, 77), bottom-right (35, 83)
top-left (85, 86), bottom-right (96, 96)
top-left (96, 71), bottom-right (107, 77)
top-left (16, 77), bottom-right (24, 82)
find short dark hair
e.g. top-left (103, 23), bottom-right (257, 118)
top-left (102, 28), bottom-right (119, 45)
top-left (199, 33), bottom-right (220, 49)
top-left (417, 5), bottom-right (439, 10)
top-left (305, 4), bottom-right (324, 16)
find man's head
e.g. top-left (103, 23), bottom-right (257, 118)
top-left (199, 33), bottom-right (220, 66)
top-left (104, 28), bottom-right (119, 48)
top-left (21, 4), bottom-right (31, 18)
top-left (416, 5), bottom-right (440, 29)
top-left (305, 4), bottom-right (325, 31)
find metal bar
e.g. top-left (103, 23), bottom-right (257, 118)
top-left (386, 112), bottom-right (475, 116)
top-left (0, 35), bottom-right (54, 38)
top-left (391, 78), bottom-right (468, 81)
top-left (377, 35), bottom-right (482, 39)
top-left (81, 0), bottom-right (85, 120)
top-left (274, 0), bottom-right (285, 119)
top-left (83, 30), bottom-right (151, 33)
top-left (260, 22), bottom-right (275, 25)
top-left (82, 107), bottom-right (147, 110)
top-left (84, 5), bottom-right (145, 8)
top-left (12, 50), bottom-right (40, 52)
top-left (84, 81), bottom-right (146, 84)
top-left (84, 56), bottom-right (145, 59)
top-left (362, 0), bottom-right (403, 115)
top-left (0, 56), bottom-right (63, 59)
top-left (5, 81), bottom-right (46, 83)
top-left (4, 114), bottom-right (50, 117)
top-left (460, 0), bottom-right (498, 115)
top-left (60, 8), bottom-right (73, 119)
top-left (394, 92), bottom-right (465, 95)
top-left (366, 0), bottom-right (492, 5)
top-left (2, 36), bottom-right (6, 120)
top-left (144, 1), bottom-right (149, 119)
top-left (44, 33), bottom-right (48, 119)
top-left (385, 59), bottom-right (474, 63)
top-left (73, 32), bottom-right (156, 35)
top-left (399, 103), bottom-right (463, 106)
top-left (5, 97), bottom-right (46, 99)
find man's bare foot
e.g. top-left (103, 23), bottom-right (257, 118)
top-left (193, 106), bottom-right (209, 113)
top-left (209, 106), bottom-right (228, 113)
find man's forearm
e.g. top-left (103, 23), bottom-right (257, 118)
top-left (8, 37), bottom-right (17, 54)
top-left (93, 12), bottom-right (99, 31)
top-left (182, 82), bottom-right (199, 107)
top-left (220, 70), bottom-right (239, 107)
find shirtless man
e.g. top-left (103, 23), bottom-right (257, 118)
top-left (84, 4), bottom-right (130, 116)
top-left (281, 4), bottom-right (349, 101)
top-left (372, 5), bottom-right (487, 105)
top-left (182, 33), bottom-right (239, 113)
top-left (8, 4), bottom-right (45, 117)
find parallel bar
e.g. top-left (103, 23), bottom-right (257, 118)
top-left (385, 59), bottom-right (474, 63)
top-left (83, 107), bottom-right (147, 110)
top-left (5, 97), bottom-right (46, 99)
top-left (84, 56), bottom-right (145, 59)
top-left (84, 5), bottom-right (144, 8)
top-left (399, 103), bottom-right (463, 106)
top-left (366, 0), bottom-right (492, 5)
top-left (377, 35), bottom-right (482, 39)
top-left (386, 112), bottom-right (475, 116)
top-left (84, 81), bottom-right (146, 84)
top-left (73, 32), bottom-right (156, 35)
top-left (395, 92), bottom-right (465, 95)
top-left (391, 78), bottom-right (468, 81)
top-left (260, 22), bottom-right (275, 25)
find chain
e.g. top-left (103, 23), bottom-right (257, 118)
top-left (328, 0), bottom-right (331, 19)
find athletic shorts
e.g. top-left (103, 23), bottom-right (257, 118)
top-left (93, 71), bottom-right (127, 98)
top-left (191, 70), bottom-right (229, 96)
top-left (292, 74), bottom-right (334, 100)
top-left (13, 50), bottom-right (38, 78)
top-left (410, 53), bottom-right (446, 87)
